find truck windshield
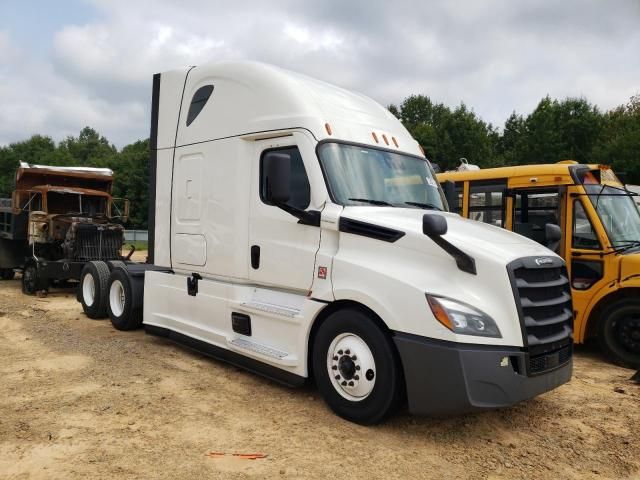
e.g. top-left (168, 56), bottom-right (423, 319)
top-left (47, 192), bottom-right (107, 216)
top-left (585, 184), bottom-right (640, 247)
top-left (318, 142), bottom-right (445, 210)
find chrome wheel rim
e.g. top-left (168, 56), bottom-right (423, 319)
top-left (110, 280), bottom-right (125, 317)
top-left (327, 333), bottom-right (376, 401)
top-left (82, 274), bottom-right (95, 307)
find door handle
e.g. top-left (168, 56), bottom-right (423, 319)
top-left (251, 245), bottom-right (260, 269)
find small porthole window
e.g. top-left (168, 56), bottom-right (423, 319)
top-left (186, 85), bottom-right (214, 126)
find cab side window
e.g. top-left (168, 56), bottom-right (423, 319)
top-left (468, 181), bottom-right (506, 227)
top-left (260, 147), bottom-right (311, 210)
top-left (572, 200), bottom-right (600, 250)
top-left (513, 190), bottom-right (560, 245)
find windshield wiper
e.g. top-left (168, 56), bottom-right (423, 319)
top-left (348, 198), bottom-right (394, 207)
top-left (611, 240), bottom-right (640, 254)
top-left (404, 201), bottom-right (442, 211)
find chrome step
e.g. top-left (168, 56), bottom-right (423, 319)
top-left (240, 301), bottom-right (300, 318)
top-left (229, 338), bottom-right (289, 359)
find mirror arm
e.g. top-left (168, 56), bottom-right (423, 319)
top-left (274, 202), bottom-right (321, 227)
top-left (425, 233), bottom-right (477, 275)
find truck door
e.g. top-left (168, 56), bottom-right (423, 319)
top-left (248, 134), bottom-right (321, 292)
top-left (566, 193), bottom-right (609, 325)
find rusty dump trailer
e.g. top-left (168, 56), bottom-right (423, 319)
top-left (0, 162), bottom-right (129, 294)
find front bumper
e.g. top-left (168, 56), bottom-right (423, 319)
top-left (393, 332), bottom-right (572, 416)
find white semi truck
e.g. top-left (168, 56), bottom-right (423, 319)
top-left (77, 62), bottom-right (573, 424)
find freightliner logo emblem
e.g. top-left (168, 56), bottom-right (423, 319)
top-left (534, 257), bottom-right (554, 266)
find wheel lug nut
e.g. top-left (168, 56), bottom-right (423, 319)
top-left (351, 355), bottom-right (357, 360)
top-left (335, 375), bottom-right (341, 380)
top-left (341, 381), bottom-right (347, 386)
top-left (348, 381), bottom-right (354, 386)
top-left (345, 349), bottom-right (350, 355)
top-left (331, 365), bottom-right (337, 370)
top-left (338, 350), bottom-right (343, 355)
top-left (356, 365), bottom-right (361, 371)
top-left (354, 375), bottom-right (359, 380)
top-left (333, 356), bottom-right (338, 361)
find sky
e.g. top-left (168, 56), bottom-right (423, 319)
top-left (1, 0), bottom-right (639, 148)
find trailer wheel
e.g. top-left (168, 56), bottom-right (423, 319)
top-left (599, 298), bottom-right (640, 369)
top-left (79, 261), bottom-right (110, 319)
top-left (1, 268), bottom-right (15, 280)
top-left (107, 268), bottom-right (142, 331)
top-left (22, 262), bottom-right (47, 295)
top-left (312, 309), bottom-right (403, 425)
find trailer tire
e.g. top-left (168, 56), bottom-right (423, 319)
top-left (1, 268), bottom-right (15, 280)
top-left (598, 298), bottom-right (640, 369)
top-left (312, 308), bottom-right (403, 425)
top-left (79, 261), bottom-right (110, 319)
top-left (22, 262), bottom-right (47, 295)
top-left (107, 268), bottom-right (142, 331)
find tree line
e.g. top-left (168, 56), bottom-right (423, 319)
top-left (1, 93), bottom-right (638, 228)
top-left (389, 93), bottom-right (640, 175)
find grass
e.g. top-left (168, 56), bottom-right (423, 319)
top-left (123, 241), bottom-right (148, 251)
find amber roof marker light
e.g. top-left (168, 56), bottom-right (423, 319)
top-left (325, 123), bottom-right (332, 135)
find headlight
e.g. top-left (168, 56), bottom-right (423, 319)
top-left (426, 294), bottom-right (502, 338)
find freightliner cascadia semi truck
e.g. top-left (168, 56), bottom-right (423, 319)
top-left (77, 62), bottom-right (573, 424)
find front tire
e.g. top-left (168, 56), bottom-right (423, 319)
top-left (79, 261), bottom-right (110, 319)
top-left (312, 309), bottom-right (403, 425)
top-left (599, 298), bottom-right (640, 369)
top-left (107, 268), bottom-right (142, 331)
top-left (22, 262), bottom-right (47, 295)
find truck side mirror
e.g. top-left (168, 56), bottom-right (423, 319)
top-left (545, 223), bottom-right (561, 252)
top-left (265, 153), bottom-right (291, 204)
top-left (423, 214), bottom-right (448, 237)
top-left (442, 180), bottom-right (457, 212)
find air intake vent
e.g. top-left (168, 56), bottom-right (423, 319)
top-left (339, 217), bottom-right (405, 242)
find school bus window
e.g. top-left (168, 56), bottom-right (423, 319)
top-left (571, 259), bottom-right (603, 290)
top-left (572, 200), bottom-right (600, 250)
top-left (468, 182), bottom-right (505, 227)
top-left (513, 191), bottom-right (559, 245)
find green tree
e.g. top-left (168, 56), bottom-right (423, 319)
top-left (391, 96), bottom-right (498, 170)
top-left (108, 139), bottom-right (150, 228)
top-left (593, 94), bottom-right (640, 183)
top-left (58, 126), bottom-right (117, 167)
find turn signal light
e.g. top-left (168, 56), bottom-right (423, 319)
top-left (426, 296), bottom-right (453, 330)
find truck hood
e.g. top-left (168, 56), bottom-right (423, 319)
top-left (340, 206), bottom-right (558, 264)
top-left (619, 251), bottom-right (640, 283)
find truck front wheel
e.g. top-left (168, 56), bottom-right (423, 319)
top-left (312, 309), bottom-right (403, 425)
top-left (107, 268), bottom-right (142, 331)
top-left (22, 262), bottom-right (47, 295)
top-left (599, 298), bottom-right (640, 369)
top-left (79, 261), bottom-right (110, 319)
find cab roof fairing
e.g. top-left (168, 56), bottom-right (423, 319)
top-left (159, 61), bottom-right (422, 156)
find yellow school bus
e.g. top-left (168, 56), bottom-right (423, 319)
top-left (438, 161), bottom-right (640, 368)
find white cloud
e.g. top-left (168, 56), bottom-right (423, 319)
top-left (1, 0), bottom-right (639, 147)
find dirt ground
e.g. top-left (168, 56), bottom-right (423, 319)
top-left (0, 273), bottom-right (639, 480)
